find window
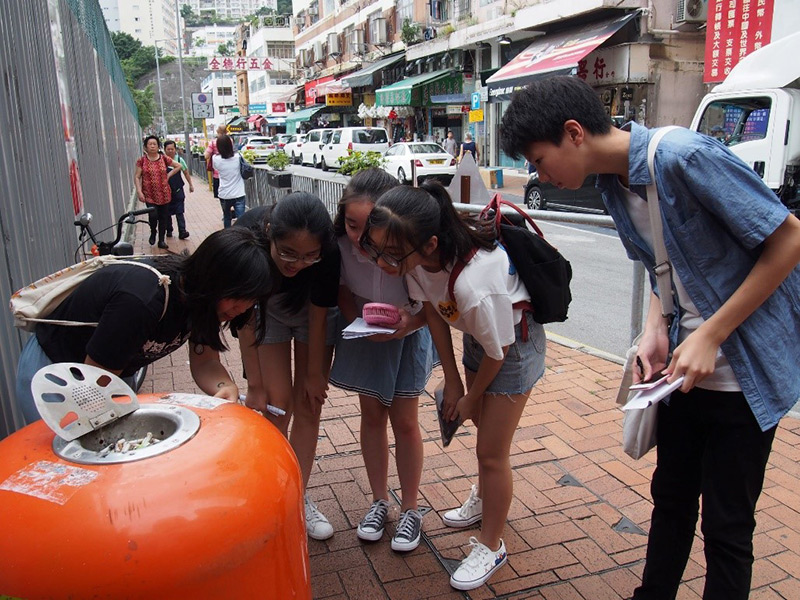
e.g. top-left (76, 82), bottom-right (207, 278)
top-left (368, 11), bottom-right (382, 45)
top-left (354, 129), bottom-right (388, 143)
top-left (332, 131), bottom-right (342, 144)
top-left (266, 42), bottom-right (295, 60)
top-left (430, 0), bottom-right (449, 21)
top-left (217, 87), bottom-right (233, 96)
top-left (396, 0), bottom-right (413, 31)
top-left (697, 97), bottom-right (771, 147)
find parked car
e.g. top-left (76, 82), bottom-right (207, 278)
top-left (272, 134), bottom-right (292, 152)
top-left (301, 128), bottom-right (334, 167)
top-left (242, 136), bottom-right (277, 163)
top-left (320, 127), bottom-right (390, 171)
top-left (284, 134), bottom-right (307, 164)
top-left (523, 171), bottom-right (607, 214)
top-left (383, 142), bottom-right (457, 184)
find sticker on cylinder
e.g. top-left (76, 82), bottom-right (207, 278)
top-left (156, 393), bottom-right (231, 410)
top-left (0, 460), bottom-right (97, 505)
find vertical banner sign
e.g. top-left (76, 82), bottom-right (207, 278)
top-left (704, 0), bottom-right (775, 83)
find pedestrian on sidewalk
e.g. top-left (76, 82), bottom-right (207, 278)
top-left (443, 130), bottom-right (458, 157)
top-left (204, 124), bottom-right (227, 199)
top-left (365, 180), bottom-right (546, 590)
top-left (15, 227), bottom-right (274, 424)
top-left (458, 132), bottom-right (478, 164)
top-left (234, 192), bottom-right (341, 541)
top-left (212, 135), bottom-right (247, 228)
top-left (163, 140), bottom-right (194, 240)
top-left (134, 135), bottom-right (181, 249)
top-left (499, 75), bottom-right (800, 600)
top-left (328, 168), bottom-right (436, 554)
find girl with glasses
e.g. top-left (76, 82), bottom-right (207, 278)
top-left (364, 180), bottom-right (546, 591)
top-left (234, 192), bottom-right (341, 541)
top-left (328, 168), bottom-right (436, 553)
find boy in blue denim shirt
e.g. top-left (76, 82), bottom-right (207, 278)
top-left (500, 75), bottom-right (800, 600)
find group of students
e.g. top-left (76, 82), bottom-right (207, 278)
top-left (14, 75), bottom-right (800, 598)
top-left (134, 135), bottom-right (194, 249)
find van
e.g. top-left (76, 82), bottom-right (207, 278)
top-left (301, 128), bottom-right (334, 167)
top-left (320, 127), bottom-right (390, 171)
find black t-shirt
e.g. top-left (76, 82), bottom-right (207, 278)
top-left (235, 205), bottom-right (340, 308)
top-left (36, 261), bottom-right (190, 377)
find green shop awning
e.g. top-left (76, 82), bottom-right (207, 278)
top-left (285, 106), bottom-right (323, 134)
top-left (375, 70), bottom-right (462, 107)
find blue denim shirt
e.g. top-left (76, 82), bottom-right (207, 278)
top-left (597, 122), bottom-right (800, 431)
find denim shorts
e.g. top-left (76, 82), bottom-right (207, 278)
top-left (462, 313), bottom-right (546, 395)
top-left (262, 293), bottom-right (339, 345)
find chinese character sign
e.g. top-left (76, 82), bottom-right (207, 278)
top-left (207, 56), bottom-right (275, 71)
top-left (704, 0), bottom-right (775, 83)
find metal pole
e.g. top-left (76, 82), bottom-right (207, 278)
top-left (175, 0), bottom-right (190, 153)
top-left (154, 42), bottom-right (166, 137)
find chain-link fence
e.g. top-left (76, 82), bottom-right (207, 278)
top-left (0, 0), bottom-right (142, 439)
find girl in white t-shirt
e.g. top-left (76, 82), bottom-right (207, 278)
top-left (364, 180), bottom-right (546, 591)
top-left (328, 168), bottom-right (436, 553)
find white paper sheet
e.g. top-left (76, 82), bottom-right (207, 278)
top-left (341, 317), bottom-right (397, 339)
top-left (622, 376), bottom-right (685, 410)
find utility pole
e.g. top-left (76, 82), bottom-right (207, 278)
top-left (154, 41), bottom-right (166, 136)
top-left (176, 0), bottom-right (190, 153)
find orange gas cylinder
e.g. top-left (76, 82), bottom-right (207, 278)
top-left (0, 393), bottom-right (311, 600)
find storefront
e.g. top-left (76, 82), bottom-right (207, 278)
top-left (430, 93), bottom-right (470, 146)
top-left (286, 106), bottom-right (323, 134)
top-left (486, 11), bottom-right (643, 166)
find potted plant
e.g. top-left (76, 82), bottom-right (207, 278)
top-left (337, 150), bottom-right (386, 176)
top-left (265, 151), bottom-right (291, 188)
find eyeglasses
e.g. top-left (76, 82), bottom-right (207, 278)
top-left (360, 238), bottom-right (417, 268)
top-left (276, 249), bottom-right (322, 264)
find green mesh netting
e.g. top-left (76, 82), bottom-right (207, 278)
top-left (64, 0), bottom-right (139, 120)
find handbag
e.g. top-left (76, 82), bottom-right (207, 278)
top-left (239, 155), bottom-right (254, 180)
top-left (9, 256), bottom-right (170, 332)
top-left (618, 126), bottom-right (679, 459)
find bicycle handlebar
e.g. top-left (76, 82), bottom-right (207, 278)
top-left (73, 207), bottom-right (157, 259)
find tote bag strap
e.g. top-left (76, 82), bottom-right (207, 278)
top-left (645, 126), bottom-right (680, 318)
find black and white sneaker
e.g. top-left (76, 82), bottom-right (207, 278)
top-left (357, 499), bottom-right (389, 541)
top-left (391, 509), bottom-right (422, 552)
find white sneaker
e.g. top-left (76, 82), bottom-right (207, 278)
top-left (357, 499), bottom-right (390, 541)
top-left (305, 494), bottom-right (334, 541)
top-left (391, 509), bottom-right (423, 552)
top-left (442, 485), bottom-right (482, 528)
top-left (450, 537), bottom-right (507, 591)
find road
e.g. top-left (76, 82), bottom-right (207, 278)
top-left (263, 164), bottom-right (641, 360)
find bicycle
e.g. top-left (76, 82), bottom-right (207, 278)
top-left (73, 207), bottom-right (155, 391)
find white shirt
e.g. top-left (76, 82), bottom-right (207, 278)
top-left (406, 247), bottom-right (529, 360)
top-left (338, 237), bottom-right (413, 311)
top-left (620, 185), bottom-right (740, 391)
top-left (212, 154), bottom-right (246, 200)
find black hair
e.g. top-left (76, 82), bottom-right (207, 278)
top-left (332, 168), bottom-right (399, 237)
top-left (143, 135), bottom-right (161, 149)
top-left (369, 180), bottom-right (495, 270)
top-left (217, 135), bottom-right (234, 159)
top-left (268, 192), bottom-right (336, 313)
top-left (499, 75), bottom-right (612, 160)
top-left (171, 227), bottom-right (273, 350)
top-left (163, 140), bottom-right (176, 150)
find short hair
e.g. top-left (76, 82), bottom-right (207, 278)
top-left (332, 167), bottom-right (399, 237)
top-left (163, 140), bottom-right (176, 150)
top-left (464, 132), bottom-right (472, 141)
top-left (143, 135), bottom-right (160, 149)
top-left (217, 135), bottom-right (234, 158)
top-left (499, 76), bottom-right (612, 160)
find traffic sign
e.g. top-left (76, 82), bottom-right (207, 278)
top-left (471, 92), bottom-right (481, 111)
top-left (191, 92), bottom-right (214, 119)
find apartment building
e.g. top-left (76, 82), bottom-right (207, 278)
top-left (186, 0), bottom-right (278, 22)
top-left (100, 0), bottom-right (179, 55)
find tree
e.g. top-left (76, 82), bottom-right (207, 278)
top-left (111, 31), bottom-right (142, 61)
top-left (277, 0), bottom-right (292, 15)
top-left (217, 42), bottom-right (234, 57)
top-left (131, 84), bottom-right (155, 128)
top-left (179, 3), bottom-right (194, 20)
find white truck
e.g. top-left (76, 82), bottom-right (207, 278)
top-left (690, 31), bottom-right (799, 216)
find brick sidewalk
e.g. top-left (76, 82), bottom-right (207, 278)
top-left (135, 174), bottom-right (800, 600)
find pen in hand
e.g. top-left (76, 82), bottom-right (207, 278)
top-left (238, 394), bottom-right (287, 417)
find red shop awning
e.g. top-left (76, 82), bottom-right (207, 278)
top-left (487, 12), bottom-right (638, 101)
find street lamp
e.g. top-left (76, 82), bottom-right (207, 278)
top-left (153, 41), bottom-right (167, 136)
top-left (175, 0), bottom-right (190, 156)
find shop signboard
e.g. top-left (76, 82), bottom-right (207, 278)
top-left (704, 0), bottom-right (775, 82)
top-left (248, 103), bottom-right (267, 113)
top-left (469, 109), bottom-right (484, 123)
top-left (207, 56), bottom-right (275, 71)
top-left (326, 92), bottom-right (353, 106)
top-left (272, 102), bottom-right (286, 113)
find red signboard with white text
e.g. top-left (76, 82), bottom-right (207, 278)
top-left (305, 76), bottom-right (334, 107)
top-left (704, 0), bottom-right (775, 83)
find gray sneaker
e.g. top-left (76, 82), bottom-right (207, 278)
top-left (357, 499), bottom-right (390, 541)
top-left (391, 509), bottom-right (422, 552)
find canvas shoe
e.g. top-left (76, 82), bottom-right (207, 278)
top-left (442, 484), bottom-right (482, 528)
top-left (357, 499), bottom-right (389, 541)
top-left (304, 494), bottom-right (333, 541)
top-left (391, 509), bottom-right (422, 552)
top-left (450, 537), bottom-right (507, 591)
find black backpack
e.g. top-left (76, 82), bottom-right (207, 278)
top-left (448, 194), bottom-right (572, 324)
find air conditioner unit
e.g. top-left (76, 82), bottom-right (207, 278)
top-left (327, 32), bottom-right (340, 55)
top-left (313, 40), bottom-right (324, 61)
top-left (308, 4), bottom-right (319, 16)
top-left (373, 17), bottom-right (389, 45)
top-left (351, 29), bottom-right (366, 54)
top-left (304, 67), bottom-right (315, 79)
top-left (298, 48), bottom-right (308, 67)
top-left (675, 0), bottom-right (708, 24)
